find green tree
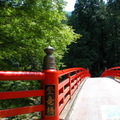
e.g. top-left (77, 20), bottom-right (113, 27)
top-left (0, 1), bottom-right (80, 119)
top-left (63, 0), bottom-right (108, 76)
top-left (0, 0), bottom-right (80, 71)
top-left (105, 0), bottom-right (120, 67)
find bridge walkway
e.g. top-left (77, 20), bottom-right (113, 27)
top-left (66, 77), bottom-right (120, 120)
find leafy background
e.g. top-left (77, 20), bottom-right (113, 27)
top-left (0, 0), bottom-right (120, 119)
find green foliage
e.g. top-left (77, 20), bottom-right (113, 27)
top-left (105, 0), bottom-right (120, 67)
top-left (0, 1), bottom-right (80, 119)
top-left (0, 0), bottom-right (80, 71)
top-left (0, 80), bottom-right (41, 109)
top-left (63, 0), bottom-right (120, 76)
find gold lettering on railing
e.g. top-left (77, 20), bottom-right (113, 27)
top-left (46, 107), bottom-right (55, 115)
top-left (46, 96), bottom-right (54, 105)
top-left (45, 85), bottom-right (55, 116)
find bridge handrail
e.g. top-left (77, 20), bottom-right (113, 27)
top-left (0, 46), bottom-right (91, 120)
top-left (0, 71), bottom-right (45, 80)
top-left (101, 66), bottom-right (120, 78)
top-left (58, 67), bottom-right (87, 76)
top-left (58, 68), bottom-right (90, 114)
top-left (0, 71), bottom-right (45, 118)
top-left (0, 68), bottom-right (90, 120)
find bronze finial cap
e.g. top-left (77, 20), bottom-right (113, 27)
top-left (43, 46), bottom-right (56, 70)
top-left (44, 46), bottom-right (54, 55)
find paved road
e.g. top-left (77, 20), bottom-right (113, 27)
top-left (67, 77), bottom-right (120, 120)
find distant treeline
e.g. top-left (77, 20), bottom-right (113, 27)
top-left (63, 0), bottom-right (120, 76)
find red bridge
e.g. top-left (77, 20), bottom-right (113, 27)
top-left (0, 47), bottom-right (120, 120)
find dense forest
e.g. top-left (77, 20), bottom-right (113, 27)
top-left (63, 0), bottom-right (120, 76)
top-left (0, 0), bottom-right (120, 76)
top-left (0, 0), bottom-right (120, 119)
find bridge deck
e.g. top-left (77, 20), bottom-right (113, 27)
top-left (67, 77), bottom-right (120, 120)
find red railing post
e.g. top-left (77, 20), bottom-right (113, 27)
top-left (76, 71), bottom-right (79, 89)
top-left (43, 46), bottom-right (59, 120)
top-left (68, 73), bottom-right (72, 99)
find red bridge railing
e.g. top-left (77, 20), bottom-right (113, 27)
top-left (58, 68), bottom-right (90, 114)
top-left (101, 66), bottom-right (120, 78)
top-left (0, 46), bottom-right (90, 120)
top-left (0, 71), bottom-right (45, 118)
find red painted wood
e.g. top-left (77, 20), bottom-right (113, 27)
top-left (58, 68), bottom-right (90, 115)
top-left (64, 95), bottom-right (70, 107)
top-left (71, 86), bottom-right (77, 95)
top-left (71, 80), bottom-right (77, 88)
top-left (59, 95), bottom-right (70, 114)
top-left (59, 103), bottom-right (64, 114)
top-left (58, 68), bottom-right (87, 77)
top-left (0, 71), bottom-right (45, 81)
top-left (59, 93), bottom-right (64, 102)
top-left (0, 105), bottom-right (44, 118)
top-left (59, 87), bottom-right (69, 102)
top-left (71, 74), bottom-right (77, 79)
top-left (0, 68), bottom-right (90, 120)
top-left (101, 66), bottom-right (120, 77)
top-left (108, 66), bottom-right (120, 70)
top-left (64, 87), bottom-right (69, 96)
top-left (43, 69), bottom-right (59, 120)
top-left (58, 79), bottom-right (69, 90)
top-left (0, 90), bottom-right (44, 100)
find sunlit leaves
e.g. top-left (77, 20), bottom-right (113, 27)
top-left (0, 0), bottom-right (79, 71)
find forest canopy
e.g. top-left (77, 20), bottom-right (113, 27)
top-left (63, 0), bottom-right (120, 76)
